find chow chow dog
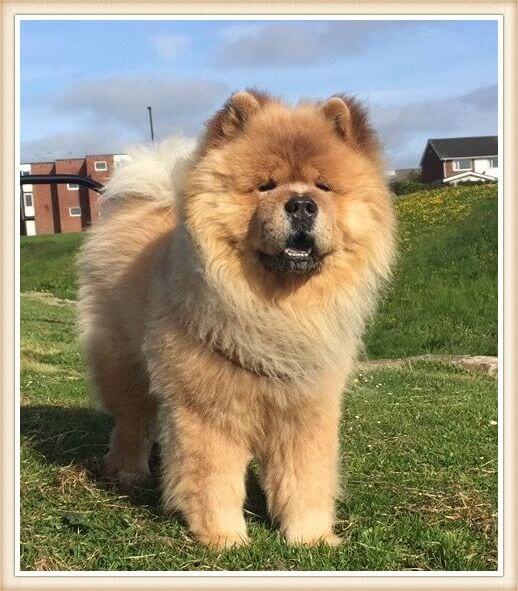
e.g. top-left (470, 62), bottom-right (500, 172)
top-left (78, 90), bottom-right (395, 548)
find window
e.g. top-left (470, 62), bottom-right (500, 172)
top-left (453, 159), bottom-right (472, 171)
top-left (67, 183), bottom-right (79, 191)
top-left (20, 170), bottom-right (30, 176)
top-left (489, 157), bottom-right (498, 168)
top-left (94, 160), bottom-right (108, 171)
top-left (24, 193), bottom-right (33, 208)
top-left (69, 207), bottom-right (82, 217)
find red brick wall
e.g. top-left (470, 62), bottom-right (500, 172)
top-left (28, 154), bottom-right (119, 234)
top-left (55, 159), bottom-right (88, 233)
top-left (32, 162), bottom-right (58, 234)
top-left (85, 155), bottom-right (114, 222)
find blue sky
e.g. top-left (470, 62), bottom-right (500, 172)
top-left (20, 19), bottom-right (498, 168)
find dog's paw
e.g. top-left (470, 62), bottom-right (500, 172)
top-left (102, 455), bottom-right (150, 489)
top-left (195, 531), bottom-right (249, 549)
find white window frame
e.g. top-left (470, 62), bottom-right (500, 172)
top-left (69, 207), bottom-right (82, 217)
top-left (489, 157), bottom-right (498, 168)
top-left (24, 192), bottom-right (33, 208)
top-left (94, 160), bottom-right (108, 171)
top-left (67, 183), bottom-right (79, 191)
top-left (452, 159), bottom-right (472, 172)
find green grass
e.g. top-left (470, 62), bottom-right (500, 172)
top-left (20, 233), bottom-right (83, 300)
top-left (365, 184), bottom-right (497, 358)
top-left (19, 184), bottom-right (498, 571)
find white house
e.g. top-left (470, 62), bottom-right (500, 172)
top-left (420, 136), bottom-right (498, 185)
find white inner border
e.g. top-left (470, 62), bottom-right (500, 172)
top-left (14, 13), bottom-right (504, 578)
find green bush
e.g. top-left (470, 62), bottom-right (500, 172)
top-left (389, 173), bottom-right (497, 196)
top-left (454, 180), bottom-right (497, 187)
top-left (389, 170), bottom-right (431, 196)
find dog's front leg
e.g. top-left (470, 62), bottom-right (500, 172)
top-left (161, 403), bottom-right (251, 548)
top-left (260, 395), bottom-right (342, 546)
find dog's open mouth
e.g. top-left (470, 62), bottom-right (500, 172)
top-left (258, 232), bottom-right (322, 275)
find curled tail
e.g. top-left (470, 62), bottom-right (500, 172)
top-left (100, 136), bottom-right (197, 213)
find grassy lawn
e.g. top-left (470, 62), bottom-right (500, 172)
top-left (19, 184), bottom-right (498, 571)
top-left (20, 232), bottom-right (82, 300)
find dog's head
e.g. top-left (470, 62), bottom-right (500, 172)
top-left (183, 90), bottom-right (395, 293)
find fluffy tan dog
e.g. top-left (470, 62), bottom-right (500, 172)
top-left (78, 90), bottom-right (395, 548)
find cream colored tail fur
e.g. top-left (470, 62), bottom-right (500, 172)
top-left (100, 136), bottom-right (197, 211)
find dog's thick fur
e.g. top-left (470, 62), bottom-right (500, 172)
top-left (78, 90), bottom-right (396, 548)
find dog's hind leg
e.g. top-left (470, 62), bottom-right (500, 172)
top-left (88, 343), bottom-right (158, 488)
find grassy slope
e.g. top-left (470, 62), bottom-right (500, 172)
top-left (365, 184), bottom-right (497, 358)
top-left (19, 184), bottom-right (498, 571)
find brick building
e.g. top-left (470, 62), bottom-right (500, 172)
top-left (20, 153), bottom-right (131, 235)
top-left (420, 136), bottom-right (498, 185)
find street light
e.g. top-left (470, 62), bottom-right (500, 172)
top-left (147, 106), bottom-right (155, 144)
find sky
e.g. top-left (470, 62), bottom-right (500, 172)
top-left (20, 19), bottom-right (498, 168)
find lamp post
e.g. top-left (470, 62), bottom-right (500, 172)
top-left (147, 106), bottom-right (155, 144)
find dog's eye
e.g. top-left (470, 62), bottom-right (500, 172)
top-left (258, 180), bottom-right (277, 192)
top-left (316, 181), bottom-right (331, 192)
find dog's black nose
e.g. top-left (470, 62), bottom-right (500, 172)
top-left (284, 196), bottom-right (318, 222)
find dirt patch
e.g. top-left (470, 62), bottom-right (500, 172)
top-left (394, 488), bottom-right (496, 535)
top-left (358, 355), bottom-right (498, 377)
top-left (22, 358), bottom-right (62, 375)
top-left (22, 291), bottom-right (76, 307)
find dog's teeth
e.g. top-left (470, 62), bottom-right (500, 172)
top-left (284, 248), bottom-right (310, 258)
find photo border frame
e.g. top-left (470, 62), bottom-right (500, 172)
top-left (1, 1), bottom-right (516, 589)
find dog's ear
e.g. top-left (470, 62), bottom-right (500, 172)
top-left (202, 89), bottom-right (272, 150)
top-left (321, 97), bottom-right (353, 140)
top-left (321, 95), bottom-right (379, 156)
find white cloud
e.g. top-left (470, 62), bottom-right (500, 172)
top-left (216, 21), bottom-right (422, 68)
top-left (371, 84), bottom-right (497, 167)
top-left (149, 33), bottom-right (190, 59)
top-left (21, 64), bottom-right (84, 83)
top-left (55, 76), bottom-right (229, 135)
top-left (22, 76), bottom-right (229, 161)
top-left (21, 128), bottom-right (135, 163)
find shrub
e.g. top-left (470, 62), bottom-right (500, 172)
top-left (454, 180), bottom-right (497, 187)
top-left (389, 171), bottom-right (497, 196)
